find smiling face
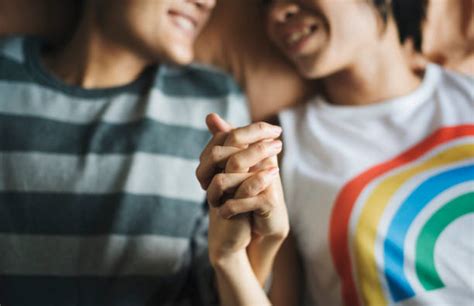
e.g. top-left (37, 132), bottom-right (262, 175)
top-left (97, 0), bottom-right (216, 65)
top-left (264, 0), bottom-right (382, 78)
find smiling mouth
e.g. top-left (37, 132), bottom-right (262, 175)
top-left (168, 10), bottom-right (198, 37)
top-left (285, 23), bottom-right (319, 47)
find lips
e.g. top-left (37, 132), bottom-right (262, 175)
top-left (283, 23), bottom-right (320, 50)
top-left (168, 10), bottom-right (199, 37)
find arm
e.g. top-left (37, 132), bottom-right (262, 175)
top-left (197, 115), bottom-right (290, 285)
top-left (208, 206), bottom-right (271, 306)
top-left (269, 233), bottom-right (303, 306)
top-left (213, 251), bottom-right (271, 306)
top-left (196, 115), bottom-right (291, 303)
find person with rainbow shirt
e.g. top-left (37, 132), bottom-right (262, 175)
top-left (197, 0), bottom-right (474, 305)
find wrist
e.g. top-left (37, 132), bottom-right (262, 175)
top-left (210, 249), bottom-right (248, 270)
top-left (255, 228), bottom-right (289, 245)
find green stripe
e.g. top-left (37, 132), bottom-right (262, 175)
top-left (0, 192), bottom-right (203, 237)
top-left (415, 192), bottom-right (474, 290)
top-left (0, 113), bottom-right (210, 160)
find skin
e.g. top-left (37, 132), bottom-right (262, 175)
top-left (421, 0), bottom-right (474, 75)
top-left (0, 1), bottom-right (295, 303)
top-left (0, 0), bottom-right (471, 117)
top-left (0, 0), bottom-right (313, 121)
top-left (199, 0), bottom-right (426, 305)
top-left (197, 114), bottom-right (288, 305)
top-left (41, 0), bottom-right (215, 89)
top-left (2, 0), bottom-right (471, 303)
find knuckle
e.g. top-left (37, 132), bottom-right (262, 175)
top-left (255, 142), bottom-right (266, 154)
top-left (228, 131), bottom-right (241, 145)
top-left (256, 173), bottom-right (268, 187)
top-left (210, 146), bottom-right (222, 162)
top-left (195, 165), bottom-right (203, 180)
top-left (256, 122), bottom-right (267, 131)
top-left (213, 173), bottom-right (226, 190)
top-left (227, 156), bottom-right (242, 171)
top-left (241, 183), bottom-right (255, 196)
top-left (224, 201), bottom-right (238, 216)
top-left (198, 151), bottom-right (206, 163)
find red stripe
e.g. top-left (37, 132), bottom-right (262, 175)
top-left (328, 125), bottom-right (474, 306)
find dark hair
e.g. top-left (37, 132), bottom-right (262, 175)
top-left (259, 0), bottom-right (427, 51)
top-left (373, 0), bottom-right (427, 51)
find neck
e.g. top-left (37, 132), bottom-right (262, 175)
top-left (42, 9), bottom-right (151, 89)
top-left (322, 23), bottom-right (421, 107)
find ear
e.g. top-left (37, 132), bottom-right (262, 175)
top-left (206, 113), bottom-right (233, 135)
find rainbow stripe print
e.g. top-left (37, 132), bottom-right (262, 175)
top-left (329, 125), bottom-right (474, 306)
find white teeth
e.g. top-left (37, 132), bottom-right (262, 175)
top-left (174, 15), bottom-right (195, 32)
top-left (287, 26), bottom-right (313, 45)
top-left (288, 32), bottom-right (303, 44)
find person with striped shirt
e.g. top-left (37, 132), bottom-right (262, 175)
top-left (0, 0), bottom-right (257, 305)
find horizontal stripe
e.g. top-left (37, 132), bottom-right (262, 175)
top-left (0, 234), bottom-right (189, 276)
top-left (0, 192), bottom-right (203, 237)
top-left (0, 81), bottom-right (244, 129)
top-left (0, 113), bottom-right (211, 159)
top-left (0, 274), bottom-right (190, 306)
top-left (1, 41), bottom-right (242, 98)
top-left (159, 63), bottom-right (242, 97)
top-left (0, 152), bottom-right (205, 202)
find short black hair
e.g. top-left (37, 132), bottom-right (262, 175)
top-left (373, 0), bottom-right (427, 51)
top-left (259, 0), bottom-right (427, 51)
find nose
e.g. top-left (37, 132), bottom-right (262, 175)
top-left (189, 0), bottom-right (216, 10)
top-left (269, 1), bottom-right (300, 23)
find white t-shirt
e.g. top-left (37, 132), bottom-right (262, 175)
top-left (279, 64), bottom-right (474, 306)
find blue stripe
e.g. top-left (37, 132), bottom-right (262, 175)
top-left (383, 164), bottom-right (474, 302)
top-left (0, 113), bottom-right (210, 159)
top-left (0, 192), bottom-right (203, 237)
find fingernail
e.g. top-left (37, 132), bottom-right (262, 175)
top-left (270, 140), bottom-right (282, 152)
top-left (271, 126), bottom-right (282, 135)
top-left (268, 167), bottom-right (280, 176)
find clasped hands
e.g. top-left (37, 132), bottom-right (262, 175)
top-left (196, 113), bottom-right (289, 267)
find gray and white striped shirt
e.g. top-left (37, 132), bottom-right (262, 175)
top-left (0, 36), bottom-right (250, 306)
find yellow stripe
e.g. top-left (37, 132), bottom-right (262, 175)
top-left (354, 144), bottom-right (474, 305)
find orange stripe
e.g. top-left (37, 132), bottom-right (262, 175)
top-left (328, 125), bottom-right (474, 306)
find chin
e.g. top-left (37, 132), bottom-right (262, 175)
top-left (295, 61), bottom-right (320, 79)
top-left (295, 57), bottom-right (338, 80)
top-left (164, 44), bottom-right (195, 66)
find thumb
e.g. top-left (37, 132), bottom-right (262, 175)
top-left (206, 113), bottom-right (233, 135)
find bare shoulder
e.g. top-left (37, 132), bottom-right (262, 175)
top-left (196, 0), bottom-right (315, 121)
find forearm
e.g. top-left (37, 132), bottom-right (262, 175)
top-left (247, 235), bottom-right (286, 286)
top-left (212, 250), bottom-right (271, 306)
